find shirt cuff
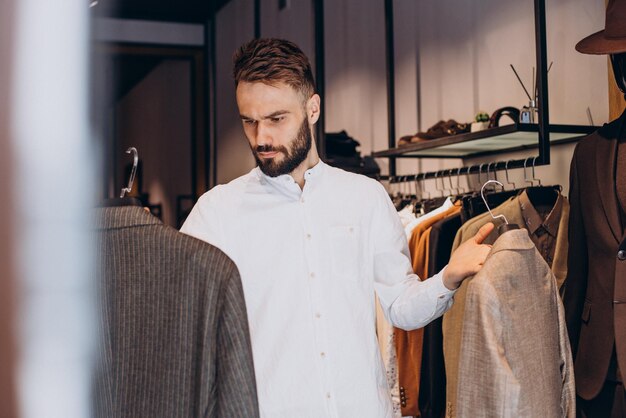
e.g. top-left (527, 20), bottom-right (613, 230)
top-left (427, 266), bottom-right (457, 304)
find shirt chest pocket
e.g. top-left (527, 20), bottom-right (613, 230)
top-left (328, 225), bottom-right (361, 282)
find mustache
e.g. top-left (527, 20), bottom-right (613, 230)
top-left (256, 144), bottom-right (287, 153)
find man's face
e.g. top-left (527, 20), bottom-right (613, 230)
top-left (236, 81), bottom-right (313, 177)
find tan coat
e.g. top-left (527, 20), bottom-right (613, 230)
top-left (456, 229), bottom-right (575, 418)
top-left (443, 194), bottom-right (570, 417)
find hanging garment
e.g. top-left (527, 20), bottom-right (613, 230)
top-left (404, 197), bottom-right (454, 239)
top-left (396, 204), bottom-right (461, 417)
top-left (373, 201), bottom-right (421, 418)
top-left (563, 116), bottom-right (626, 408)
top-left (443, 191), bottom-right (569, 417)
top-left (375, 294), bottom-right (403, 418)
top-left (456, 229), bottom-right (575, 418)
top-left (418, 212), bottom-right (462, 418)
top-left (94, 201), bottom-right (259, 418)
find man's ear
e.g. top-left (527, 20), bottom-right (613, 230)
top-left (306, 94), bottom-right (321, 125)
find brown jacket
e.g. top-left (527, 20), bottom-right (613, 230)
top-left (563, 120), bottom-right (626, 400)
top-left (443, 193), bottom-right (569, 417)
top-left (456, 229), bottom-right (575, 418)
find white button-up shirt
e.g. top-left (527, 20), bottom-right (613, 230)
top-left (181, 161), bottom-right (455, 418)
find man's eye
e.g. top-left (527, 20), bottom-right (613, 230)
top-left (243, 119), bottom-right (256, 125)
top-left (270, 117), bottom-right (283, 123)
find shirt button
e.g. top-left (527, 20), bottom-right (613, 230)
top-left (618, 250), bottom-right (626, 261)
top-left (320, 352), bottom-right (326, 358)
top-left (306, 233), bottom-right (312, 239)
top-left (300, 197), bottom-right (305, 203)
top-left (310, 272), bottom-right (315, 278)
top-left (326, 393), bottom-right (331, 399)
top-left (315, 312), bottom-right (321, 318)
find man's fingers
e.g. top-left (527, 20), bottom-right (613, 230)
top-left (473, 222), bottom-right (495, 244)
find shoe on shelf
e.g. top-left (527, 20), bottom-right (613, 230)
top-left (414, 119), bottom-right (470, 141)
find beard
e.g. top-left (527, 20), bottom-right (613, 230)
top-left (252, 117), bottom-right (313, 178)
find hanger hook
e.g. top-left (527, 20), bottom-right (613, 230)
top-left (414, 175), bottom-right (420, 201)
top-left (491, 162), bottom-right (504, 192)
top-left (505, 159), bottom-right (516, 189)
top-left (491, 162), bottom-right (499, 183)
top-left (477, 163), bottom-right (484, 187)
top-left (481, 180), bottom-right (509, 225)
top-left (486, 163), bottom-right (495, 192)
top-left (433, 171), bottom-right (442, 198)
top-left (532, 156), bottom-right (542, 186)
top-left (455, 167), bottom-right (464, 194)
top-left (421, 175), bottom-right (431, 200)
top-left (120, 147), bottom-right (139, 198)
top-left (523, 157), bottom-right (534, 186)
top-left (466, 166), bottom-right (474, 192)
top-left (447, 169), bottom-right (456, 195)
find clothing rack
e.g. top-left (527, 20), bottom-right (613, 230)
top-left (380, 156), bottom-right (544, 183)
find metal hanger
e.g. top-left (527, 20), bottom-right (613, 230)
top-left (477, 163), bottom-right (487, 191)
top-left (433, 171), bottom-right (444, 198)
top-left (531, 156), bottom-right (542, 186)
top-left (454, 167), bottom-right (465, 194)
top-left (481, 180), bottom-right (509, 225)
top-left (486, 162), bottom-right (501, 193)
top-left (504, 159), bottom-right (517, 190)
top-left (464, 166), bottom-right (474, 192)
top-left (418, 176), bottom-right (430, 202)
top-left (481, 179), bottom-right (519, 234)
top-left (120, 147), bottom-right (139, 198)
top-left (446, 169), bottom-right (458, 196)
top-left (523, 157), bottom-right (536, 187)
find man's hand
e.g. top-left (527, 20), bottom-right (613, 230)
top-left (443, 222), bottom-right (495, 290)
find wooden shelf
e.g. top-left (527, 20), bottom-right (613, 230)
top-left (371, 123), bottom-right (597, 159)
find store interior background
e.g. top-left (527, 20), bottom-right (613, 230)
top-left (94, 0), bottom-right (607, 229)
top-left (0, 0), bottom-right (613, 416)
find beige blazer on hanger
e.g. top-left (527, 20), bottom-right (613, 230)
top-left (456, 229), bottom-right (575, 418)
top-left (443, 193), bottom-right (570, 417)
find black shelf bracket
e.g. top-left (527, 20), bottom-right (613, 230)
top-left (534, 0), bottom-right (550, 165)
top-left (384, 0), bottom-right (396, 176)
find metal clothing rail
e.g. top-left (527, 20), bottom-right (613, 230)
top-left (379, 156), bottom-right (545, 183)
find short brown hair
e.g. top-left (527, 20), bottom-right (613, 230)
top-left (233, 38), bottom-right (316, 100)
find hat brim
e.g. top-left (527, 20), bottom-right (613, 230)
top-left (576, 29), bottom-right (626, 55)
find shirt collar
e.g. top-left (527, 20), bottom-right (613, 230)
top-left (518, 189), bottom-right (562, 237)
top-left (255, 160), bottom-right (327, 194)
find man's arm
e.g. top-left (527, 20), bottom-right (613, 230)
top-left (371, 183), bottom-right (493, 330)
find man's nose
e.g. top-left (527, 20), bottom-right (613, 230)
top-left (255, 121), bottom-right (273, 146)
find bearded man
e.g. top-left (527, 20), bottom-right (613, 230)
top-left (181, 38), bottom-right (493, 418)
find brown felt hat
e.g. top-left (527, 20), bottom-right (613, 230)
top-left (576, 0), bottom-right (626, 55)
